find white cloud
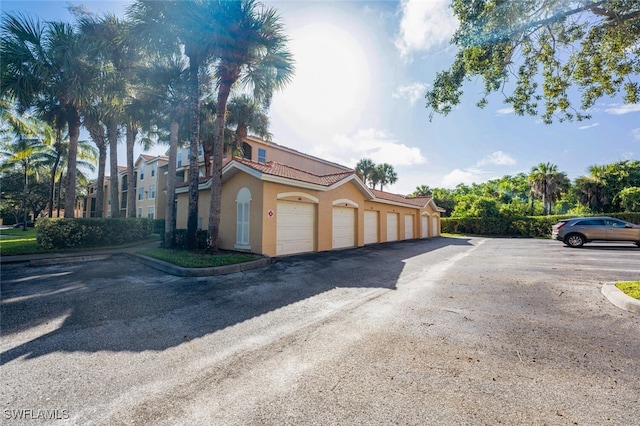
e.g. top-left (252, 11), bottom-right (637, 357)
top-left (604, 103), bottom-right (640, 115)
top-left (395, 0), bottom-right (458, 58)
top-left (311, 128), bottom-right (427, 168)
top-left (632, 128), bottom-right (640, 140)
top-left (477, 151), bottom-right (517, 166)
top-left (496, 107), bottom-right (514, 116)
top-left (441, 168), bottom-right (485, 188)
top-left (578, 122), bottom-right (600, 130)
top-left (440, 151), bottom-right (517, 188)
top-left (392, 82), bottom-right (429, 105)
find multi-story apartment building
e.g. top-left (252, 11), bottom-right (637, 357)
top-left (82, 155), bottom-right (168, 219)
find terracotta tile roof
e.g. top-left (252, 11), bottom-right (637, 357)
top-left (370, 189), bottom-right (432, 207)
top-left (234, 157), bottom-right (355, 186)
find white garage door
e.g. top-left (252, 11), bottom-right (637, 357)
top-left (421, 216), bottom-right (428, 238)
top-left (364, 210), bottom-right (378, 245)
top-left (431, 216), bottom-right (439, 237)
top-left (276, 201), bottom-right (315, 255)
top-left (404, 215), bottom-right (413, 240)
top-left (332, 206), bottom-right (356, 249)
top-left (387, 213), bottom-right (398, 242)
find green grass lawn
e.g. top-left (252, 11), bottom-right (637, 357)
top-left (137, 247), bottom-right (262, 268)
top-left (616, 281), bottom-right (640, 300)
top-left (0, 228), bottom-right (38, 255)
top-left (0, 227), bottom-right (161, 257)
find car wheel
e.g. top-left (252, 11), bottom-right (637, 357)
top-left (565, 234), bottom-right (585, 248)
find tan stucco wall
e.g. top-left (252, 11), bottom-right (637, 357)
top-left (176, 175), bottom-right (442, 257)
top-left (219, 173), bottom-right (264, 253)
top-left (363, 201), bottom-right (420, 243)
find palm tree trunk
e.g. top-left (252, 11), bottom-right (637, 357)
top-left (22, 159), bottom-right (29, 231)
top-left (108, 118), bottom-right (120, 218)
top-left (64, 109), bottom-right (81, 218)
top-left (126, 123), bottom-right (137, 218)
top-left (165, 118), bottom-right (179, 247)
top-left (207, 80), bottom-right (232, 252)
top-left (48, 151), bottom-right (61, 218)
top-left (186, 57), bottom-right (200, 250)
top-left (95, 141), bottom-right (106, 218)
top-left (56, 173), bottom-right (64, 217)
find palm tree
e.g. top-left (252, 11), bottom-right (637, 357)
top-left (77, 12), bottom-right (129, 218)
top-left (529, 162), bottom-right (569, 215)
top-left (206, 0), bottom-right (294, 252)
top-left (136, 53), bottom-right (190, 246)
top-left (0, 113), bottom-right (51, 229)
top-left (2, 14), bottom-right (99, 218)
top-left (83, 106), bottom-right (108, 217)
top-left (226, 94), bottom-right (272, 150)
top-left (412, 185), bottom-right (432, 197)
top-left (128, 0), bottom-right (219, 249)
top-left (355, 158), bottom-right (375, 187)
top-left (376, 163), bottom-right (398, 191)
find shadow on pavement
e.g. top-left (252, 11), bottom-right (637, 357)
top-left (1, 237), bottom-right (473, 365)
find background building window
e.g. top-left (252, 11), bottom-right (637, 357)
top-left (148, 206), bottom-right (154, 219)
top-left (151, 163), bottom-right (156, 177)
top-left (258, 148), bottom-right (266, 163)
top-left (137, 207), bottom-right (142, 218)
top-left (138, 187), bottom-right (144, 201)
top-left (139, 165), bottom-right (144, 180)
top-left (149, 185), bottom-right (156, 200)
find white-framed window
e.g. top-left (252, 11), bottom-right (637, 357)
top-left (107, 210), bottom-right (111, 218)
top-left (258, 148), bottom-right (266, 163)
top-left (140, 165), bottom-right (145, 180)
top-left (138, 187), bottom-right (144, 201)
top-left (151, 163), bottom-right (156, 177)
top-left (137, 207), bottom-right (142, 218)
top-left (149, 185), bottom-right (156, 200)
top-left (235, 187), bottom-right (252, 249)
top-left (147, 206), bottom-right (154, 219)
top-left (177, 151), bottom-right (183, 168)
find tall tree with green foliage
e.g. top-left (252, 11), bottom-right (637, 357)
top-left (226, 94), bottom-right (272, 150)
top-left (206, 0), bottom-right (294, 252)
top-left (529, 163), bottom-right (570, 215)
top-left (426, 0), bottom-right (640, 124)
top-left (1, 14), bottom-right (99, 217)
top-left (376, 163), bottom-right (398, 191)
top-left (411, 185), bottom-right (432, 197)
top-left (355, 158), bottom-right (376, 187)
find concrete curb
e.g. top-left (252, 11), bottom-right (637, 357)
top-left (129, 253), bottom-right (272, 277)
top-left (601, 283), bottom-right (640, 314)
top-left (30, 254), bottom-right (112, 266)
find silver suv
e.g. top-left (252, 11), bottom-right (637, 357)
top-left (552, 216), bottom-right (640, 248)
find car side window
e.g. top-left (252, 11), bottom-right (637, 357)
top-left (604, 219), bottom-right (626, 228)
top-left (577, 219), bottom-right (605, 226)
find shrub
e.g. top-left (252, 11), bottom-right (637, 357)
top-left (36, 218), bottom-right (154, 250)
top-left (153, 219), bottom-right (165, 234)
top-left (442, 212), bottom-right (640, 238)
top-left (172, 229), bottom-right (209, 250)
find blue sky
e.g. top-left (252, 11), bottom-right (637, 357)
top-left (3, 0), bottom-right (639, 194)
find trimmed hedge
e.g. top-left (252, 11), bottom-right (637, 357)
top-left (442, 213), bottom-right (640, 238)
top-left (36, 218), bottom-right (154, 250)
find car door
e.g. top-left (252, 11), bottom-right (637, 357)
top-left (604, 219), bottom-right (640, 241)
top-left (574, 219), bottom-right (607, 240)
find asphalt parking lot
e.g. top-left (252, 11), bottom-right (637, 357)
top-left (1, 237), bottom-right (639, 425)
